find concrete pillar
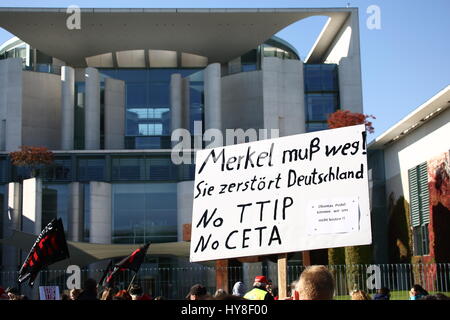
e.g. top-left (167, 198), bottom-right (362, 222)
top-left (204, 63), bottom-right (222, 132)
top-left (84, 67), bottom-right (100, 150)
top-left (171, 73), bottom-right (183, 136)
top-left (262, 57), bottom-right (305, 137)
top-left (68, 182), bottom-right (84, 242)
top-left (61, 66), bottom-right (75, 150)
top-left (338, 56), bottom-right (363, 114)
top-left (89, 181), bottom-right (111, 244)
top-left (0, 58), bottom-right (23, 151)
top-left (104, 78), bottom-right (125, 149)
top-left (22, 177), bottom-right (42, 235)
top-left (177, 181), bottom-right (194, 242)
top-left (2, 182), bottom-right (21, 272)
top-left (182, 77), bottom-right (190, 131)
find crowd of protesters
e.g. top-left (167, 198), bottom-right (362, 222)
top-left (1, 265), bottom-right (449, 301)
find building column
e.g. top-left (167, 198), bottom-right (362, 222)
top-left (2, 182), bottom-right (21, 272)
top-left (22, 177), bottom-right (42, 235)
top-left (0, 58), bottom-right (23, 151)
top-left (338, 56), bottom-right (363, 114)
top-left (68, 182), bottom-right (84, 242)
top-left (61, 66), bottom-right (75, 150)
top-left (170, 73), bottom-right (183, 134)
top-left (177, 181), bottom-right (194, 242)
top-left (182, 77), bottom-right (191, 131)
top-left (89, 181), bottom-right (111, 244)
top-left (85, 67), bottom-right (100, 150)
top-left (204, 63), bottom-right (222, 132)
top-left (104, 78), bottom-right (125, 149)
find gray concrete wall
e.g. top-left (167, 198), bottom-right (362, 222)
top-left (22, 71), bottom-right (62, 149)
top-left (204, 63), bottom-right (222, 132)
top-left (262, 57), bottom-right (306, 137)
top-left (0, 58), bottom-right (23, 151)
top-left (324, 11), bottom-right (364, 114)
top-left (2, 182), bottom-right (21, 272)
top-left (85, 67), bottom-right (100, 150)
top-left (170, 73), bottom-right (183, 136)
top-left (89, 181), bottom-right (112, 244)
top-left (104, 77), bottom-right (125, 149)
top-left (177, 181), bottom-right (194, 242)
top-left (22, 178), bottom-right (42, 235)
top-left (68, 182), bottom-right (84, 242)
top-left (182, 77), bottom-right (190, 131)
top-left (221, 70), bottom-right (264, 135)
top-left (61, 66), bottom-right (75, 150)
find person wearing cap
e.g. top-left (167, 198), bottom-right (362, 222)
top-left (186, 284), bottom-right (208, 300)
top-left (243, 276), bottom-right (274, 300)
top-left (5, 287), bottom-right (20, 300)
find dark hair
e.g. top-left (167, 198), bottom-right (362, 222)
top-left (129, 284), bottom-right (143, 296)
top-left (83, 278), bottom-right (98, 292)
top-left (412, 284), bottom-right (429, 296)
top-left (421, 293), bottom-right (449, 300)
top-left (187, 284), bottom-right (207, 297)
top-left (377, 287), bottom-right (390, 295)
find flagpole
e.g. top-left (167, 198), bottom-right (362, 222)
top-left (127, 273), bottom-right (137, 292)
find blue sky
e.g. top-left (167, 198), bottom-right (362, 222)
top-left (0, 0), bottom-right (449, 141)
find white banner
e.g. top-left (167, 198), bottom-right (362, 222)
top-left (39, 286), bottom-right (60, 300)
top-left (190, 124), bottom-right (372, 262)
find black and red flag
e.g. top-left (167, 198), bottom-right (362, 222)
top-left (105, 243), bottom-right (150, 287)
top-left (98, 259), bottom-right (114, 287)
top-left (18, 218), bottom-right (70, 286)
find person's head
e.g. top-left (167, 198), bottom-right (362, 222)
top-left (214, 289), bottom-right (227, 298)
top-left (253, 276), bottom-right (268, 290)
top-left (232, 281), bottom-right (245, 297)
top-left (421, 293), bottom-right (449, 300)
top-left (186, 284), bottom-right (207, 300)
top-left (61, 293), bottom-right (70, 301)
top-left (5, 287), bottom-right (20, 300)
top-left (351, 290), bottom-right (371, 300)
top-left (83, 278), bottom-right (98, 294)
top-left (296, 265), bottom-right (335, 300)
top-left (129, 284), bottom-right (143, 300)
top-left (114, 289), bottom-right (132, 300)
top-left (69, 288), bottom-right (82, 300)
top-left (411, 284), bottom-right (429, 297)
top-left (374, 287), bottom-right (391, 300)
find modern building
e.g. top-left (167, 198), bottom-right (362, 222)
top-left (368, 86), bottom-right (450, 267)
top-left (0, 8), bottom-right (364, 295)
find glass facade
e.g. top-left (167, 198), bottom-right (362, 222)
top-left (42, 184), bottom-right (69, 234)
top-left (99, 68), bottom-right (204, 149)
top-left (304, 64), bottom-right (340, 132)
top-left (112, 183), bottom-right (177, 244)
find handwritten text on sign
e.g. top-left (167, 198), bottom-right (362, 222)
top-left (190, 125), bottom-right (372, 262)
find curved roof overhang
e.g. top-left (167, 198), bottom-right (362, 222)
top-left (0, 8), bottom-right (354, 67)
top-left (0, 229), bottom-right (192, 268)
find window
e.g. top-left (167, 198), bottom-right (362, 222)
top-left (408, 162), bottom-right (430, 256)
top-left (112, 183), bottom-right (177, 244)
top-left (45, 158), bottom-right (72, 181)
top-left (42, 184), bottom-right (69, 233)
top-left (304, 64), bottom-right (339, 133)
top-left (78, 158), bottom-right (106, 181)
top-left (306, 94), bottom-right (338, 122)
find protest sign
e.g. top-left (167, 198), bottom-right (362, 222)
top-left (39, 286), bottom-right (60, 300)
top-left (190, 124), bottom-right (372, 262)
